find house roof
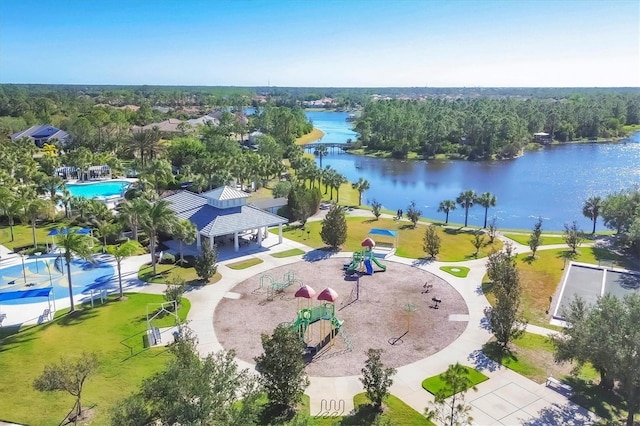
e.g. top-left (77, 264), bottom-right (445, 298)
top-left (249, 197), bottom-right (288, 210)
top-left (133, 119), bottom-right (184, 133)
top-left (11, 125), bottom-right (69, 142)
top-left (202, 186), bottom-right (249, 201)
top-left (163, 190), bottom-right (288, 237)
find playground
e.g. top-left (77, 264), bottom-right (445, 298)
top-left (214, 258), bottom-right (469, 376)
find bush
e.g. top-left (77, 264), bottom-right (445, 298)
top-left (273, 181), bottom-right (292, 198)
top-left (161, 253), bottom-right (175, 264)
top-left (164, 276), bottom-right (186, 308)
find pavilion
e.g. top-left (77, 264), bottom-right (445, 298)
top-left (163, 186), bottom-right (288, 252)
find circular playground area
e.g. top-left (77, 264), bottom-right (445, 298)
top-left (0, 257), bottom-right (115, 305)
top-left (214, 258), bottom-right (469, 377)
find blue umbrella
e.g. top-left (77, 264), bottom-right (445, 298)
top-left (48, 228), bottom-right (91, 236)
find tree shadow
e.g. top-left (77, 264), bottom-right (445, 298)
top-left (467, 348), bottom-right (502, 372)
top-left (521, 401), bottom-right (599, 426)
top-left (258, 403), bottom-right (298, 425)
top-left (563, 376), bottom-right (625, 421)
top-left (56, 306), bottom-right (100, 327)
top-left (339, 403), bottom-right (381, 425)
top-left (303, 248), bottom-right (338, 262)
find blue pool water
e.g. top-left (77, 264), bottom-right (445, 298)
top-left (66, 181), bottom-right (129, 198)
top-left (0, 258), bottom-right (115, 305)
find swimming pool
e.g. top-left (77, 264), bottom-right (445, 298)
top-left (66, 181), bottom-right (130, 198)
top-left (0, 258), bottom-right (115, 305)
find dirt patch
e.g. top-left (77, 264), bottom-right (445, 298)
top-left (214, 258), bottom-right (469, 376)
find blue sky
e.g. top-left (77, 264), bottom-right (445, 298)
top-left (0, 0), bottom-right (638, 87)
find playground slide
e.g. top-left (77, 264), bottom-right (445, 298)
top-left (371, 256), bottom-right (386, 272)
top-left (364, 259), bottom-right (373, 275)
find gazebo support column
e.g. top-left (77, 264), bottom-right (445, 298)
top-left (278, 224), bottom-right (283, 244)
top-left (196, 233), bottom-right (201, 249)
top-left (209, 235), bottom-right (214, 250)
top-left (258, 227), bottom-right (263, 247)
top-left (234, 232), bottom-right (239, 252)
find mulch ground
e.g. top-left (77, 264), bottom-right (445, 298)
top-left (214, 258), bottom-right (469, 376)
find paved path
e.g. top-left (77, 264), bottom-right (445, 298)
top-left (0, 220), bottom-right (597, 425)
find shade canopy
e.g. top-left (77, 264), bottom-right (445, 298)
top-left (361, 237), bottom-right (376, 248)
top-left (48, 228), bottom-right (91, 236)
top-left (295, 285), bottom-right (316, 299)
top-left (317, 287), bottom-right (339, 302)
top-left (0, 287), bottom-right (52, 302)
top-left (369, 228), bottom-right (398, 237)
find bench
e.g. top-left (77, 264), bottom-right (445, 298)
top-left (546, 377), bottom-right (573, 395)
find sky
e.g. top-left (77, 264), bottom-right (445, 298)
top-left (0, 0), bottom-right (638, 87)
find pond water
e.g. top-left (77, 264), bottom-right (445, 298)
top-left (305, 110), bottom-right (640, 231)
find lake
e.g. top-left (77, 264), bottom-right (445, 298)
top-left (305, 110), bottom-right (640, 231)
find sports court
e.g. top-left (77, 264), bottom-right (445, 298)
top-left (552, 261), bottom-right (640, 321)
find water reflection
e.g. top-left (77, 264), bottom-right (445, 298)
top-left (307, 111), bottom-right (640, 231)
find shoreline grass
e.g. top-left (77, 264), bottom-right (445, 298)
top-left (296, 128), bottom-right (325, 145)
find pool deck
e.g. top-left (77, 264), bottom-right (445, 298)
top-left (0, 223), bottom-right (599, 425)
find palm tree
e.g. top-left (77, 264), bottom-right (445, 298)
top-left (141, 158), bottom-right (174, 196)
top-left (0, 189), bottom-right (21, 241)
top-left (314, 144), bottom-right (329, 169)
top-left (56, 228), bottom-right (95, 312)
top-left (583, 196), bottom-right (602, 235)
top-left (106, 240), bottom-right (141, 299)
top-left (173, 219), bottom-right (197, 264)
top-left (437, 200), bottom-right (457, 224)
top-left (60, 188), bottom-right (73, 218)
top-left (118, 198), bottom-right (149, 241)
top-left (22, 198), bottom-right (52, 248)
top-left (70, 196), bottom-right (91, 222)
top-left (351, 178), bottom-right (370, 206)
top-left (140, 200), bottom-right (177, 275)
top-left (334, 173), bottom-right (348, 203)
top-left (476, 192), bottom-right (497, 228)
top-left (456, 190), bottom-right (477, 227)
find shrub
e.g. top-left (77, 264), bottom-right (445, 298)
top-left (164, 276), bottom-right (186, 308)
top-left (160, 252), bottom-right (175, 264)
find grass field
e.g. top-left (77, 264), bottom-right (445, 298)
top-left (0, 223), bottom-right (59, 251)
top-left (274, 217), bottom-right (502, 261)
top-left (0, 293), bottom-right (190, 425)
top-left (503, 233), bottom-right (567, 246)
top-left (296, 393), bottom-right (433, 425)
top-left (482, 247), bottom-right (630, 327)
top-left (226, 257), bottom-right (264, 270)
top-left (138, 263), bottom-right (221, 285)
top-left (271, 248), bottom-right (305, 258)
top-left (439, 266), bottom-right (470, 278)
top-left (422, 365), bottom-right (488, 398)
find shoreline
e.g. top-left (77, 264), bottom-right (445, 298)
top-left (345, 131), bottom-right (640, 162)
top-left (295, 127), bottom-right (325, 145)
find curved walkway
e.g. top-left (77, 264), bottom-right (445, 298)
top-left (0, 224), bottom-right (597, 425)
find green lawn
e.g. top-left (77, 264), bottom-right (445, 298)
top-left (274, 218), bottom-right (502, 261)
top-left (0, 222), bottom-right (59, 251)
top-left (482, 247), bottom-right (631, 327)
top-left (439, 266), bottom-right (470, 278)
top-left (0, 293), bottom-right (190, 425)
top-left (503, 233), bottom-right (567, 246)
top-left (138, 263), bottom-right (221, 285)
top-left (422, 366), bottom-right (488, 398)
top-left (226, 257), bottom-right (264, 270)
top-left (483, 333), bottom-right (598, 384)
top-left (271, 248), bottom-right (306, 258)
top-left (294, 393), bottom-right (433, 425)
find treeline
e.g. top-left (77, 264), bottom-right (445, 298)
top-left (353, 93), bottom-right (640, 159)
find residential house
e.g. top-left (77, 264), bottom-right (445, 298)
top-left (11, 125), bottom-right (69, 147)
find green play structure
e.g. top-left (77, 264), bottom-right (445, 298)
top-left (257, 271), bottom-right (301, 300)
top-left (345, 249), bottom-right (386, 274)
top-left (290, 303), bottom-right (343, 337)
